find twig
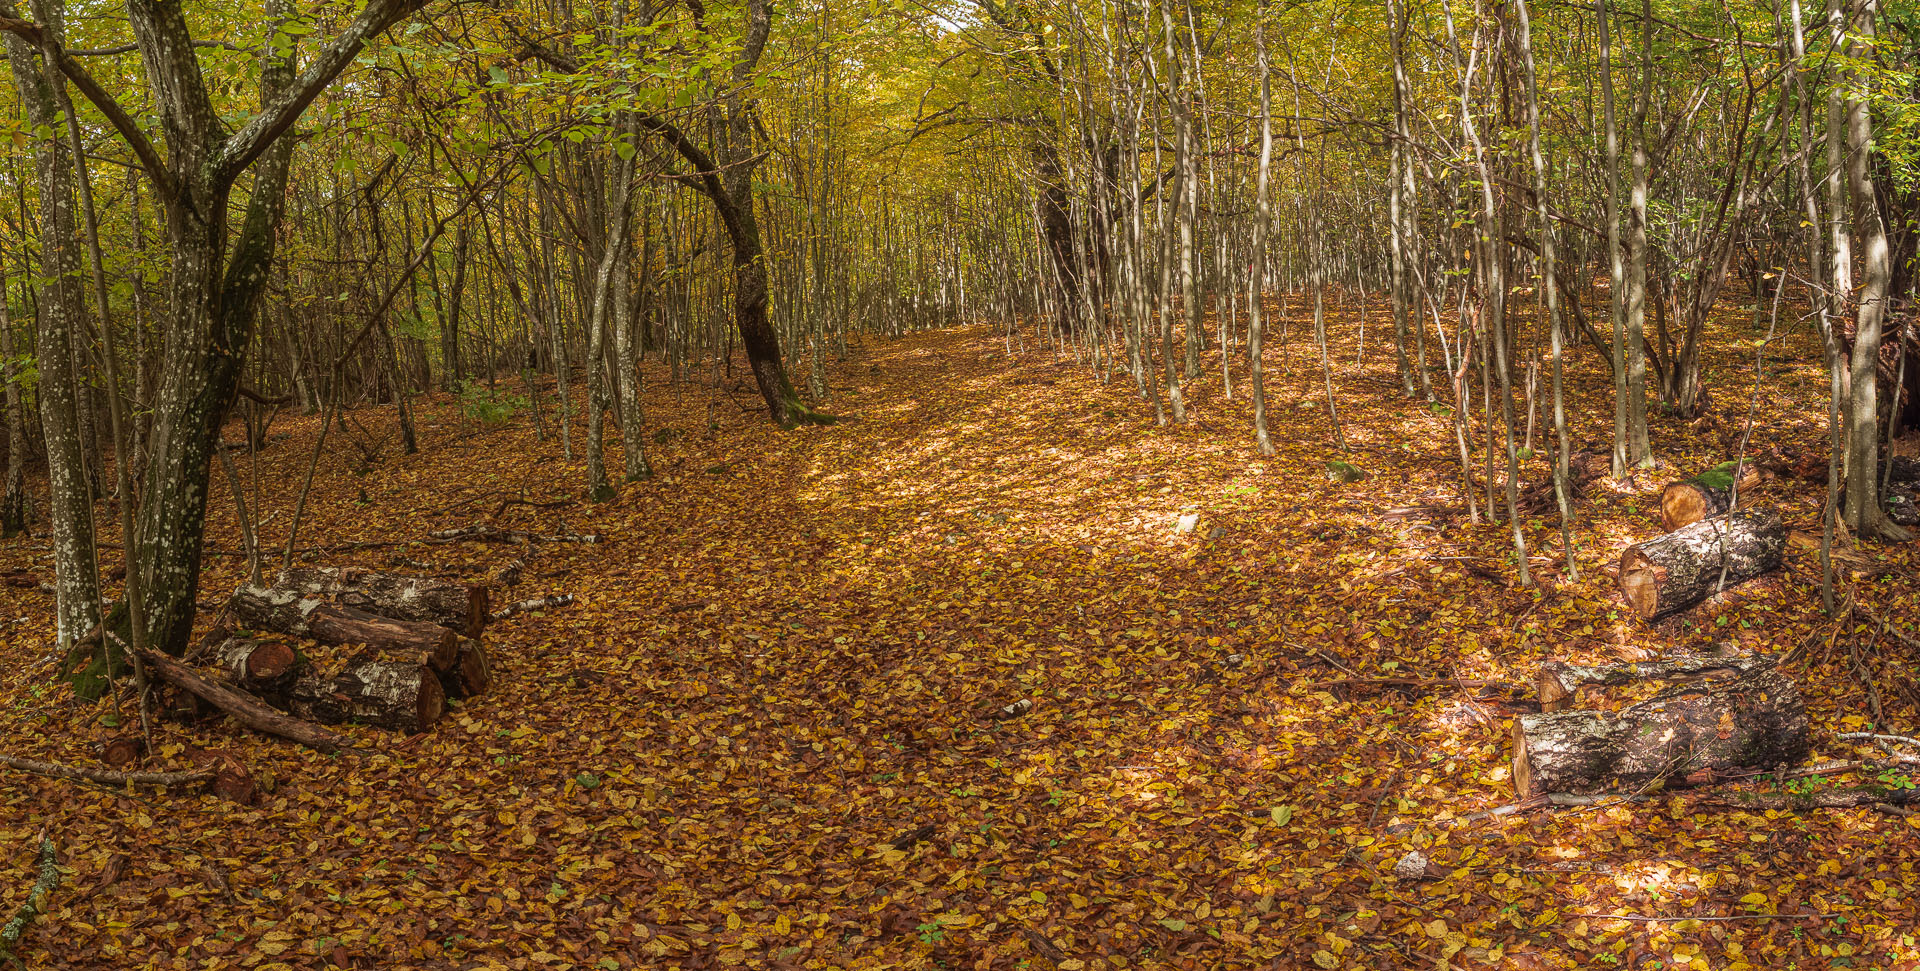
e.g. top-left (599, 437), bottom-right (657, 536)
top-left (0, 836), bottom-right (58, 964)
top-left (490, 593), bottom-right (576, 620)
top-left (0, 753), bottom-right (212, 789)
top-left (1571, 912), bottom-right (1809, 923)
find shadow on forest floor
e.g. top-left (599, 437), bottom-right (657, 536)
top-left (0, 296), bottom-right (1916, 969)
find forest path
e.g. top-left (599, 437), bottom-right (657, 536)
top-left (0, 311), bottom-right (1913, 969)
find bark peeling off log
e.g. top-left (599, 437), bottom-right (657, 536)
top-left (1618, 508), bottom-right (1786, 622)
top-left (1512, 668), bottom-right (1810, 797)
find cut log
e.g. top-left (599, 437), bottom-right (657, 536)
top-left (136, 648), bottom-right (347, 753)
top-left (229, 585), bottom-right (457, 671)
top-left (1658, 462), bottom-right (1762, 531)
top-left (97, 734), bottom-right (144, 768)
top-left (439, 637), bottom-right (492, 699)
top-left (274, 567), bottom-right (488, 638)
top-left (192, 749), bottom-right (256, 805)
top-left (286, 659), bottom-right (445, 733)
top-left (1618, 508), bottom-right (1786, 622)
top-left (1536, 653), bottom-right (1774, 712)
top-left (1512, 667), bottom-right (1809, 796)
top-left (210, 637), bottom-right (302, 695)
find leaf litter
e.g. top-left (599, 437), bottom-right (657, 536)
top-left (0, 302), bottom-right (1916, 970)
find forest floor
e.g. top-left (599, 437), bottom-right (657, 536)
top-left (1, 296), bottom-right (1918, 971)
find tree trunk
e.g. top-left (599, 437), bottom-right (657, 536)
top-left (2, 6), bottom-right (102, 653)
top-left (1512, 667), bottom-right (1809, 796)
top-left (273, 566), bottom-right (488, 637)
top-left (1618, 508), bottom-right (1786, 622)
top-left (137, 647), bottom-right (346, 752)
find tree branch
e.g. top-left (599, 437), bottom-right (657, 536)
top-left (0, 11), bottom-right (176, 201)
top-left (217, 0), bottom-right (430, 184)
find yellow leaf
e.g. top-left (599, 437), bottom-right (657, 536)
top-left (1739, 891), bottom-right (1768, 907)
top-left (1313, 950), bottom-right (1338, 969)
top-left (774, 915), bottom-right (790, 935)
top-left (726, 912), bottom-right (742, 930)
top-left (1425, 919), bottom-right (1448, 939)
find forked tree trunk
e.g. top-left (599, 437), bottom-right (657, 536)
top-left (1513, 666), bottom-right (1809, 796)
top-left (1618, 508), bottom-right (1786, 622)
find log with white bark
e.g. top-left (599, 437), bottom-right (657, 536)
top-left (274, 566), bottom-right (488, 637)
top-left (1618, 508), bottom-right (1786, 622)
top-left (286, 659), bottom-right (446, 733)
top-left (1658, 463), bottom-right (1762, 531)
top-left (210, 636), bottom-right (302, 695)
top-left (1512, 667), bottom-right (1809, 796)
top-left (229, 585), bottom-right (457, 672)
top-left (427, 524), bottom-right (599, 544)
top-left (1536, 654), bottom-right (1774, 712)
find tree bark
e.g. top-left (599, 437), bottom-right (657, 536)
top-left (1513, 667), bottom-right (1810, 796)
top-left (1537, 653), bottom-right (1775, 712)
top-left (1618, 508), bottom-right (1786, 622)
top-left (210, 636), bottom-right (301, 695)
top-left (285, 659), bottom-right (445, 733)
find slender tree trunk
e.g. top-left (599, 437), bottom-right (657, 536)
top-left (1248, 3), bottom-right (1275, 456)
top-left (2, 3), bottom-right (102, 652)
top-left (1841, 0), bottom-right (1908, 540)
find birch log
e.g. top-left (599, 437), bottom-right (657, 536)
top-left (1618, 508), bottom-right (1785, 622)
top-left (1513, 667), bottom-right (1809, 796)
top-left (274, 567), bottom-right (489, 637)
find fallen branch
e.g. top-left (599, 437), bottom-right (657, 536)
top-left (0, 753), bottom-right (212, 789)
top-left (136, 648), bottom-right (348, 753)
top-left (0, 836), bottom-right (57, 962)
top-left (491, 593), bottom-right (576, 620)
top-left (427, 524), bottom-right (600, 544)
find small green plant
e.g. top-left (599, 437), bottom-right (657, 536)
top-left (916, 920), bottom-right (946, 945)
top-left (456, 380), bottom-right (526, 427)
top-left (1876, 770), bottom-right (1916, 790)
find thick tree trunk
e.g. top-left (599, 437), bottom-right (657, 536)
top-left (274, 566), bottom-right (488, 637)
top-left (285, 659), bottom-right (445, 733)
top-left (1618, 508), bottom-right (1786, 622)
top-left (229, 585), bottom-right (457, 670)
top-left (1513, 667), bottom-right (1810, 796)
top-left (1658, 464), bottom-right (1762, 531)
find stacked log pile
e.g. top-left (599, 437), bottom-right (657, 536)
top-left (186, 569), bottom-right (498, 734)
